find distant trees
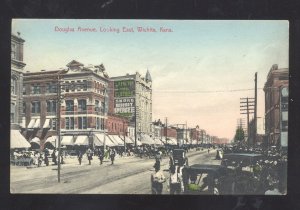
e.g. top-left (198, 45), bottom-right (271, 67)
top-left (234, 127), bottom-right (245, 142)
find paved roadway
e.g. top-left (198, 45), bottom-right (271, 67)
top-left (10, 149), bottom-right (221, 194)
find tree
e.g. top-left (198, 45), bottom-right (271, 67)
top-left (234, 127), bottom-right (245, 142)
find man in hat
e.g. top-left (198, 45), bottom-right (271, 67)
top-left (151, 162), bottom-right (166, 194)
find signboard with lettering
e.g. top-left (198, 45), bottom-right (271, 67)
top-left (114, 80), bottom-right (135, 97)
top-left (114, 98), bottom-right (135, 119)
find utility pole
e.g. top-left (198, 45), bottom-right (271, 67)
top-left (254, 72), bottom-right (258, 145)
top-left (165, 117), bottom-right (168, 144)
top-left (185, 121), bottom-right (187, 145)
top-left (240, 97), bottom-right (255, 145)
top-left (56, 72), bottom-right (62, 183)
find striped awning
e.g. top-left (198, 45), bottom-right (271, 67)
top-left (61, 136), bottom-right (74, 146)
top-left (74, 135), bottom-right (89, 145)
top-left (108, 135), bottom-right (124, 146)
top-left (95, 134), bottom-right (116, 147)
top-left (33, 119), bottom-right (40, 129)
top-left (10, 130), bottom-right (31, 149)
top-left (43, 119), bottom-right (51, 129)
top-left (27, 119), bottom-right (36, 129)
top-left (124, 136), bottom-right (134, 144)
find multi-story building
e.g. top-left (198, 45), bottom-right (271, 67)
top-left (22, 60), bottom-right (110, 149)
top-left (263, 64), bottom-right (289, 147)
top-left (11, 32), bottom-right (26, 130)
top-left (110, 70), bottom-right (152, 140)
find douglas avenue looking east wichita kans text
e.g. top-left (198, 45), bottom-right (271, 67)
top-left (54, 26), bottom-right (174, 33)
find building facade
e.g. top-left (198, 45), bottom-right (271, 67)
top-left (11, 33), bottom-right (26, 130)
top-left (22, 60), bottom-right (110, 149)
top-left (110, 70), bottom-right (152, 138)
top-left (263, 64), bottom-right (289, 147)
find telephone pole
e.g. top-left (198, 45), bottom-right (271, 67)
top-left (240, 97), bottom-right (255, 145)
top-left (254, 72), bottom-right (258, 145)
top-left (165, 117), bottom-right (168, 144)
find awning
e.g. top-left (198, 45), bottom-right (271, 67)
top-left (140, 134), bottom-right (155, 145)
top-left (45, 136), bottom-right (58, 148)
top-left (74, 135), bottom-right (89, 145)
top-left (153, 138), bottom-right (163, 145)
top-left (27, 119), bottom-right (36, 129)
top-left (109, 135), bottom-right (124, 146)
top-left (61, 136), bottom-right (74, 146)
top-left (95, 134), bottom-right (116, 147)
top-left (167, 138), bottom-right (177, 145)
top-left (43, 119), bottom-right (51, 129)
top-left (124, 136), bottom-right (134, 144)
top-left (30, 137), bottom-right (41, 145)
top-left (128, 137), bottom-right (142, 145)
top-left (10, 130), bottom-right (31, 148)
top-left (33, 119), bottom-right (40, 129)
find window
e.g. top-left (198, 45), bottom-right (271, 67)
top-left (65, 117), bottom-right (74, 130)
top-left (101, 101), bottom-right (105, 114)
top-left (11, 103), bottom-right (15, 123)
top-left (66, 100), bottom-right (74, 112)
top-left (47, 100), bottom-right (57, 113)
top-left (11, 43), bottom-right (16, 59)
top-left (11, 78), bottom-right (16, 95)
top-left (101, 118), bottom-right (104, 130)
top-left (46, 83), bottom-right (57, 93)
top-left (23, 86), bottom-right (26, 95)
top-left (23, 102), bottom-right (26, 114)
top-left (95, 100), bottom-right (100, 112)
top-left (31, 84), bottom-right (41, 94)
top-left (96, 117), bottom-right (100, 129)
top-left (78, 99), bottom-right (87, 111)
top-left (83, 80), bottom-right (87, 91)
top-left (78, 117), bottom-right (87, 129)
top-left (31, 101), bottom-right (41, 113)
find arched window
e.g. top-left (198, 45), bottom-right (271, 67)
top-left (95, 100), bottom-right (100, 112)
top-left (66, 100), bottom-right (74, 112)
top-left (78, 99), bottom-right (86, 111)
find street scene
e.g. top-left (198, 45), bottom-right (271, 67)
top-left (10, 20), bottom-right (288, 195)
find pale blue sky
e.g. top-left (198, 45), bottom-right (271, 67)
top-left (12, 19), bottom-right (289, 139)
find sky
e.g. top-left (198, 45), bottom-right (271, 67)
top-left (12, 19), bottom-right (289, 140)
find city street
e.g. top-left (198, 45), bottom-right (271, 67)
top-left (10, 149), bottom-right (220, 194)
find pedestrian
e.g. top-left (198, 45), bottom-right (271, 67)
top-left (110, 148), bottom-right (116, 165)
top-left (87, 148), bottom-right (93, 165)
top-left (77, 150), bottom-right (83, 165)
top-left (52, 149), bottom-right (57, 165)
top-left (44, 152), bottom-right (49, 166)
top-left (169, 165), bottom-right (181, 194)
top-left (151, 162), bottom-right (166, 194)
top-left (98, 148), bottom-right (104, 165)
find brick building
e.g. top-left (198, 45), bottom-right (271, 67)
top-left (263, 64), bottom-right (289, 147)
top-left (22, 60), bottom-right (110, 149)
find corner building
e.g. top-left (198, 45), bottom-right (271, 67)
top-left (263, 64), bottom-right (289, 147)
top-left (22, 60), bottom-right (109, 149)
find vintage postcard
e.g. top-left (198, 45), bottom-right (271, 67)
top-left (10, 19), bottom-right (288, 195)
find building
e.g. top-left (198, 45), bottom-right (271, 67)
top-left (190, 125), bottom-right (201, 144)
top-left (263, 64), bottom-right (289, 147)
top-left (110, 70), bottom-right (152, 141)
top-left (22, 60), bottom-right (110, 149)
top-left (11, 32), bottom-right (26, 130)
top-left (107, 113), bottom-right (128, 136)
